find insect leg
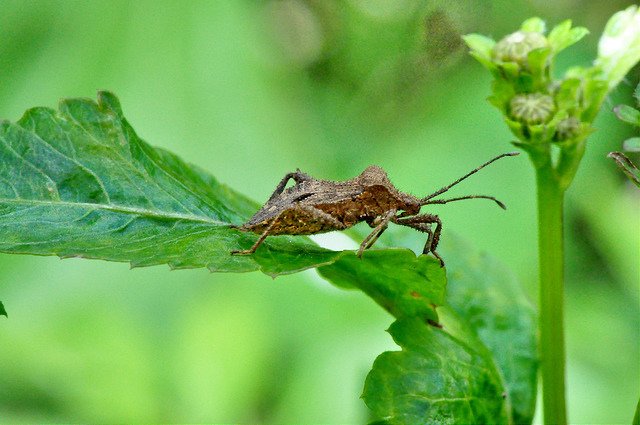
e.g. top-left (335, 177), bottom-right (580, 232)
top-left (232, 204), bottom-right (346, 255)
top-left (395, 213), bottom-right (444, 266)
top-left (231, 213), bottom-right (283, 255)
top-left (357, 209), bottom-right (396, 257)
top-left (295, 204), bottom-right (348, 231)
top-left (412, 222), bottom-right (435, 251)
top-left (267, 170), bottom-right (313, 202)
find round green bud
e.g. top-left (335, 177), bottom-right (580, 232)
top-left (509, 93), bottom-right (555, 125)
top-left (555, 117), bottom-right (581, 140)
top-left (493, 31), bottom-right (548, 65)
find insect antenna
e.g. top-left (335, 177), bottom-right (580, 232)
top-left (423, 195), bottom-right (506, 209)
top-left (419, 152), bottom-right (519, 206)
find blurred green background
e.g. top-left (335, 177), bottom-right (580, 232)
top-left (1, 0), bottom-right (638, 423)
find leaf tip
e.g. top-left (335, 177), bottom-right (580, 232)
top-left (97, 91), bottom-right (124, 117)
top-left (262, 271), bottom-right (279, 279)
top-left (18, 106), bottom-right (56, 127)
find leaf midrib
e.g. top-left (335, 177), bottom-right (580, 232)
top-left (0, 197), bottom-right (228, 226)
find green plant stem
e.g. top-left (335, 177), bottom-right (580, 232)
top-left (536, 166), bottom-right (567, 425)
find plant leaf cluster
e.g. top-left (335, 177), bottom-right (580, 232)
top-left (609, 82), bottom-right (640, 187)
top-left (465, 9), bottom-right (640, 424)
top-left (464, 7), bottom-right (640, 189)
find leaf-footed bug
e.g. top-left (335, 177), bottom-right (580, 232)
top-left (231, 152), bottom-right (519, 266)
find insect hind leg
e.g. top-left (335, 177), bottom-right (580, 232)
top-left (267, 170), bottom-right (313, 202)
top-left (231, 205), bottom-right (346, 255)
top-left (231, 216), bottom-right (280, 255)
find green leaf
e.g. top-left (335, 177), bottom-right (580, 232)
top-left (614, 104), bottom-right (640, 126)
top-left (526, 47), bottom-right (552, 89)
top-left (555, 78), bottom-right (582, 112)
top-left (623, 137), bottom-right (640, 152)
top-left (513, 71), bottom-right (535, 94)
top-left (505, 120), bottom-right (526, 141)
top-left (489, 79), bottom-right (516, 113)
top-left (565, 27), bottom-right (590, 48)
top-left (547, 19), bottom-right (571, 49)
top-left (498, 62), bottom-right (521, 81)
top-left (318, 250), bottom-right (446, 322)
top-left (634, 83), bottom-right (640, 106)
top-left (0, 92), bottom-right (342, 276)
top-left (548, 20), bottom-right (589, 53)
top-left (520, 17), bottom-right (545, 33)
top-left (0, 301), bottom-right (6, 317)
top-left (469, 51), bottom-right (498, 74)
top-left (462, 34), bottom-right (496, 61)
top-left (363, 317), bottom-right (510, 425)
top-left (442, 235), bottom-right (538, 425)
top-left (351, 229), bottom-right (534, 424)
top-left (608, 152), bottom-right (640, 187)
top-left (581, 78), bottom-right (609, 122)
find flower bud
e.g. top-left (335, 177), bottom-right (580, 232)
top-left (509, 93), bottom-right (555, 124)
top-left (555, 117), bottom-right (581, 140)
top-left (493, 31), bottom-right (548, 66)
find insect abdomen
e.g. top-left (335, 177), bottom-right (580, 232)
top-left (243, 206), bottom-right (343, 235)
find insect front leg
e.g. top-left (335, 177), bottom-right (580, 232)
top-left (267, 169), bottom-right (313, 202)
top-left (357, 209), bottom-right (396, 257)
top-left (395, 213), bottom-right (444, 266)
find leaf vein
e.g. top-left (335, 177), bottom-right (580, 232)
top-left (63, 110), bottom-right (198, 214)
top-left (0, 198), bottom-right (228, 225)
top-left (0, 133), bottom-right (61, 201)
top-left (43, 111), bottom-right (113, 203)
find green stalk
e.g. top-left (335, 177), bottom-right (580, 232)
top-left (536, 165), bottom-right (567, 425)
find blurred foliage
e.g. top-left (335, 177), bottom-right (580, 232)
top-left (610, 82), bottom-right (640, 186)
top-left (444, 235), bottom-right (537, 424)
top-left (0, 0), bottom-right (638, 423)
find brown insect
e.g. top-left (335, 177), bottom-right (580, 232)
top-left (232, 152), bottom-right (518, 266)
